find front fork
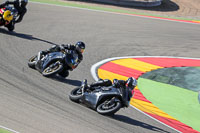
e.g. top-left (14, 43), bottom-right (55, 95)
top-left (37, 51), bottom-right (42, 61)
top-left (107, 97), bottom-right (120, 105)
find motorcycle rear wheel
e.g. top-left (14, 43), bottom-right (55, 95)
top-left (69, 87), bottom-right (82, 103)
top-left (28, 55), bottom-right (37, 69)
top-left (59, 70), bottom-right (69, 78)
top-left (42, 61), bottom-right (63, 77)
top-left (96, 98), bottom-right (121, 115)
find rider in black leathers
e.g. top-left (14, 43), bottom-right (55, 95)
top-left (83, 77), bottom-right (137, 105)
top-left (37, 41), bottom-right (85, 77)
top-left (0, 0), bottom-right (28, 30)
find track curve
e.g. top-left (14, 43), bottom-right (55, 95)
top-left (0, 2), bottom-right (200, 133)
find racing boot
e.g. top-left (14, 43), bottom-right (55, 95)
top-left (81, 79), bottom-right (88, 93)
top-left (37, 51), bottom-right (48, 61)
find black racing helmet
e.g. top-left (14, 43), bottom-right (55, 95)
top-left (126, 77), bottom-right (137, 90)
top-left (75, 41), bottom-right (85, 53)
top-left (20, 0), bottom-right (28, 7)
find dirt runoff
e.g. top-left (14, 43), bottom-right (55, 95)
top-left (64, 0), bottom-right (200, 20)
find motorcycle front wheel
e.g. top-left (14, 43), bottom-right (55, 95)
top-left (6, 21), bottom-right (14, 31)
top-left (28, 55), bottom-right (37, 69)
top-left (69, 87), bottom-right (82, 103)
top-left (96, 98), bottom-right (121, 115)
top-left (42, 61), bottom-right (63, 77)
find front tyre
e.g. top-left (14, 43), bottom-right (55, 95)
top-left (6, 21), bottom-right (15, 31)
top-left (7, 26), bottom-right (14, 31)
top-left (97, 98), bottom-right (121, 115)
top-left (42, 61), bottom-right (63, 77)
top-left (28, 55), bottom-right (37, 69)
top-left (69, 87), bottom-right (82, 103)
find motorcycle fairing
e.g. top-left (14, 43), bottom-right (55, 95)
top-left (36, 52), bottom-right (65, 72)
top-left (81, 86), bottom-right (122, 109)
top-left (0, 8), bottom-right (5, 14)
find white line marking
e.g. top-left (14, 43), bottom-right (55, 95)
top-left (30, 1), bottom-right (200, 25)
top-left (0, 125), bottom-right (20, 133)
top-left (90, 56), bottom-right (200, 133)
top-left (130, 105), bottom-right (182, 133)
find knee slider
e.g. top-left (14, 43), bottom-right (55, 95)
top-left (103, 79), bottom-right (112, 86)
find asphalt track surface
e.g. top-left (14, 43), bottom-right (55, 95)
top-left (0, 2), bottom-right (200, 133)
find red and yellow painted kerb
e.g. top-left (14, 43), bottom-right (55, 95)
top-left (116, 12), bottom-right (200, 24)
top-left (97, 57), bottom-right (200, 133)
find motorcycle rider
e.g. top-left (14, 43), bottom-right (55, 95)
top-left (37, 41), bottom-right (85, 77)
top-left (82, 77), bottom-right (137, 106)
top-left (0, 0), bottom-right (28, 29)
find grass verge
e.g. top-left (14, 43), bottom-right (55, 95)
top-left (30, 0), bottom-right (200, 22)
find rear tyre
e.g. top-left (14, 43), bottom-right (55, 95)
top-left (42, 61), bottom-right (63, 77)
top-left (69, 87), bottom-right (82, 103)
top-left (59, 70), bottom-right (69, 78)
top-left (28, 55), bottom-right (37, 69)
top-left (96, 98), bottom-right (121, 115)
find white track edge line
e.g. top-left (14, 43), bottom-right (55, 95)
top-left (30, 1), bottom-right (199, 25)
top-left (0, 125), bottom-right (20, 133)
top-left (130, 105), bottom-right (182, 133)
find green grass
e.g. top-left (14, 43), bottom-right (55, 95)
top-left (0, 128), bottom-right (12, 133)
top-left (196, 67), bottom-right (200, 70)
top-left (138, 78), bottom-right (200, 132)
top-left (30, 0), bottom-right (200, 22)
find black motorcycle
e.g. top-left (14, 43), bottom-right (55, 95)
top-left (69, 80), bottom-right (132, 115)
top-left (28, 50), bottom-right (79, 77)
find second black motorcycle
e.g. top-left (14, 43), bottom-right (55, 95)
top-left (69, 78), bottom-right (137, 115)
top-left (28, 49), bottom-right (79, 77)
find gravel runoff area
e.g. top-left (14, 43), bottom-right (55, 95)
top-left (62, 0), bottom-right (200, 20)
